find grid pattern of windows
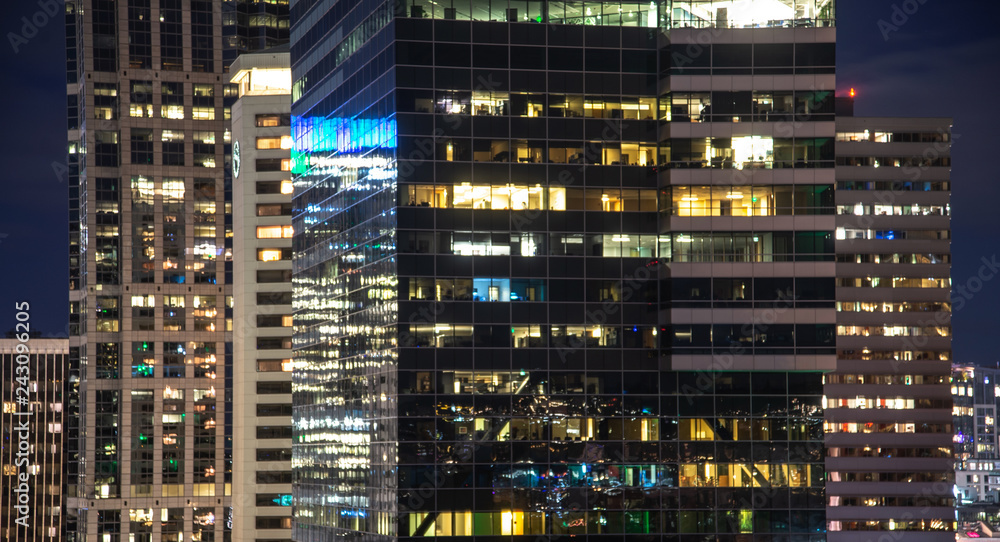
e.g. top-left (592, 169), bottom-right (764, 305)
top-left (222, 0), bottom-right (290, 68)
top-left (93, 131), bottom-right (119, 167)
top-left (68, 1), bottom-right (273, 538)
top-left (93, 83), bottom-right (118, 120)
top-left (395, 370), bottom-right (825, 536)
top-left (827, 118), bottom-right (953, 537)
top-left (191, 2), bottom-right (214, 73)
top-left (292, 8), bottom-right (764, 539)
top-left (231, 86), bottom-right (295, 541)
top-left (94, 390), bottom-right (120, 498)
top-left (90, 0), bottom-right (117, 71)
top-left (161, 131), bottom-right (185, 166)
top-left (130, 80), bottom-right (154, 118)
top-left (131, 129), bottom-right (153, 164)
top-left (160, 0), bottom-right (184, 70)
top-left (0, 342), bottom-right (66, 542)
top-left (94, 177), bottom-right (120, 284)
top-left (162, 178), bottom-right (186, 283)
top-left (161, 82), bottom-right (185, 119)
top-left (127, 0), bottom-right (151, 68)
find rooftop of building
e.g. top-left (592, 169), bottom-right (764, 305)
top-left (0, 336), bottom-right (68, 353)
top-left (229, 45), bottom-right (291, 82)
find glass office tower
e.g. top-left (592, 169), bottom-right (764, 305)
top-left (65, 1), bottom-right (287, 540)
top-left (290, 1), bottom-right (948, 541)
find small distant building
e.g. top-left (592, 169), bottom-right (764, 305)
top-left (0, 338), bottom-right (67, 542)
top-left (954, 366), bottom-right (1000, 510)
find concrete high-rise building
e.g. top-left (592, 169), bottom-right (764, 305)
top-left (1, 338), bottom-right (67, 542)
top-left (230, 46), bottom-right (295, 542)
top-left (826, 112), bottom-right (954, 538)
top-left (64, 0), bottom-right (288, 540)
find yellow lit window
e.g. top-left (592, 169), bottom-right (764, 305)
top-left (256, 226), bottom-right (293, 239)
top-left (280, 159), bottom-right (292, 171)
top-left (192, 106), bottom-right (215, 120)
top-left (280, 135), bottom-right (293, 149)
top-left (96, 319), bottom-right (119, 332)
top-left (130, 104), bottom-right (154, 118)
top-left (257, 115), bottom-right (282, 127)
top-left (161, 485), bottom-right (183, 497)
top-left (836, 131), bottom-right (870, 142)
top-left (258, 249), bottom-right (285, 262)
top-left (256, 137), bottom-right (282, 150)
top-left (256, 359), bottom-right (293, 372)
top-left (192, 484), bottom-right (215, 496)
top-left (161, 105), bottom-right (185, 120)
top-left (450, 183), bottom-right (550, 210)
top-left (129, 509), bottom-right (153, 523)
top-left (547, 187), bottom-right (566, 209)
top-left (194, 131), bottom-right (215, 144)
top-left (193, 225), bottom-right (216, 238)
top-left (407, 185), bottom-right (449, 207)
top-left (160, 130), bottom-right (184, 142)
top-left (257, 226), bottom-right (282, 239)
top-left (163, 387), bottom-right (183, 400)
top-left (280, 180), bottom-right (293, 194)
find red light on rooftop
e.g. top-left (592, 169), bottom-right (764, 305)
top-left (849, 88), bottom-right (856, 98)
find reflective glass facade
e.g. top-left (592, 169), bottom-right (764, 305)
top-left (290, 1), bottom-right (949, 541)
top-left (391, 370), bottom-right (825, 537)
top-left (953, 365), bottom-right (999, 511)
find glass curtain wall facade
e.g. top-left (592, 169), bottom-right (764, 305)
top-left (290, 1), bottom-right (824, 540)
top-left (65, 1), bottom-right (288, 541)
top-left (291, 1), bottom-right (950, 541)
top-left (290, 0), bottom-right (399, 539)
top-left (953, 365), bottom-right (1000, 509)
top-left (662, 5), bottom-right (835, 542)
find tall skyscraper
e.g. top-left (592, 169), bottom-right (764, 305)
top-left (49, 0), bottom-right (947, 540)
top-left (827, 112), bottom-right (954, 540)
top-left (289, 1), bottom-right (849, 540)
top-left (230, 46), bottom-right (296, 542)
top-left (1, 338), bottom-right (67, 542)
top-left (65, 1), bottom-right (288, 540)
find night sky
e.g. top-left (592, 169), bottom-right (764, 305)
top-left (1, 1), bottom-right (997, 363)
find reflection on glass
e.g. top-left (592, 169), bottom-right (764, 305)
top-left (669, 0), bottom-right (835, 28)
